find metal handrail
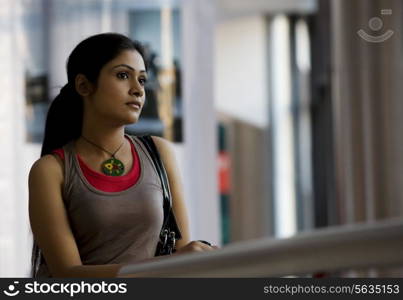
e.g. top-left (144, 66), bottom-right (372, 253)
top-left (118, 218), bottom-right (403, 277)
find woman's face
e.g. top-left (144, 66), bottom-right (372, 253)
top-left (86, 49), bottom-right (148, 126)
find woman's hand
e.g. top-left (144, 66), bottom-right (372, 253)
top-left (174, 240), bottom-right (219, 255)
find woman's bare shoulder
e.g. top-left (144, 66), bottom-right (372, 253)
top-left (29, 154), bottom-right (64, 183)
top-left (150, 136), bottom-right (173, 153)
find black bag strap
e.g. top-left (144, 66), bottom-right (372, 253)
top-left (137, 135), bottom-right (182, 240)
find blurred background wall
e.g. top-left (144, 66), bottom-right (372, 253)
top-left (1, 0), bottom-right (402, 277)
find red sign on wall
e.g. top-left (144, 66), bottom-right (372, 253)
top-left (218, 151), bottom-right (231, 194)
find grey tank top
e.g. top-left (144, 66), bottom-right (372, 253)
top-left (37, 135), bottom-right (164, 277)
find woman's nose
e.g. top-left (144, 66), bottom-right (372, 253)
top-left (130, 82), bottom-right (144, 97)
top-left (130, 89), bottom-right (143, 97)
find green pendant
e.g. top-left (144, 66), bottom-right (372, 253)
top-left (102, 157), bottom-right (125, 176)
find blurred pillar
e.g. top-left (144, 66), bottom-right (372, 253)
top-left (158, 6), bottom-right (175, 141)
top-left (294, 18), bottom-right (314, 231)
top-left (269, 15), bottom-right (298, 238)
top-left (331, 0), bottom-right (403, 223)
top-left (181, 0), bottom-right (221, 245)
top-left (0, 0), bottom-right (28, 276)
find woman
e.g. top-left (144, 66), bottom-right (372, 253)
top-left (28, 33), bottom-right (217, 278)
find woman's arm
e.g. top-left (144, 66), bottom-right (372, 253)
top-left (29, 154), bottom-right (123, 277)
top-left (151, 136), bottom-right (191, 249)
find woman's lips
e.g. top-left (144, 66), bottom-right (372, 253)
top-left (126, 103), bottom-right (141, 109)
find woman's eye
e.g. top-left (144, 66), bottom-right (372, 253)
top-left (117, 72), bottom-right (129, 79)
top-left (139, 78), bottom-right (147, 85)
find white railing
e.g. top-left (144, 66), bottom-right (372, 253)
top-left (118, 218), bottom-right (403, 277)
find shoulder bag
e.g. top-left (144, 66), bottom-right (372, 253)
top-left (137, 135), bottom-right (182, 256)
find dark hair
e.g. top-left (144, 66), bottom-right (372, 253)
top-left (31, 32), bottom-right (146, 277)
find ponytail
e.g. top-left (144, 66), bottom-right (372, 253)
top-left (41, 83), bottom-right (83, 156)
top-left (31, 82), bottom-right (83, 277)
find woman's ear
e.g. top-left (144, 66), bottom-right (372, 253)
top-left (75, 74), bottom-right (94, 97)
